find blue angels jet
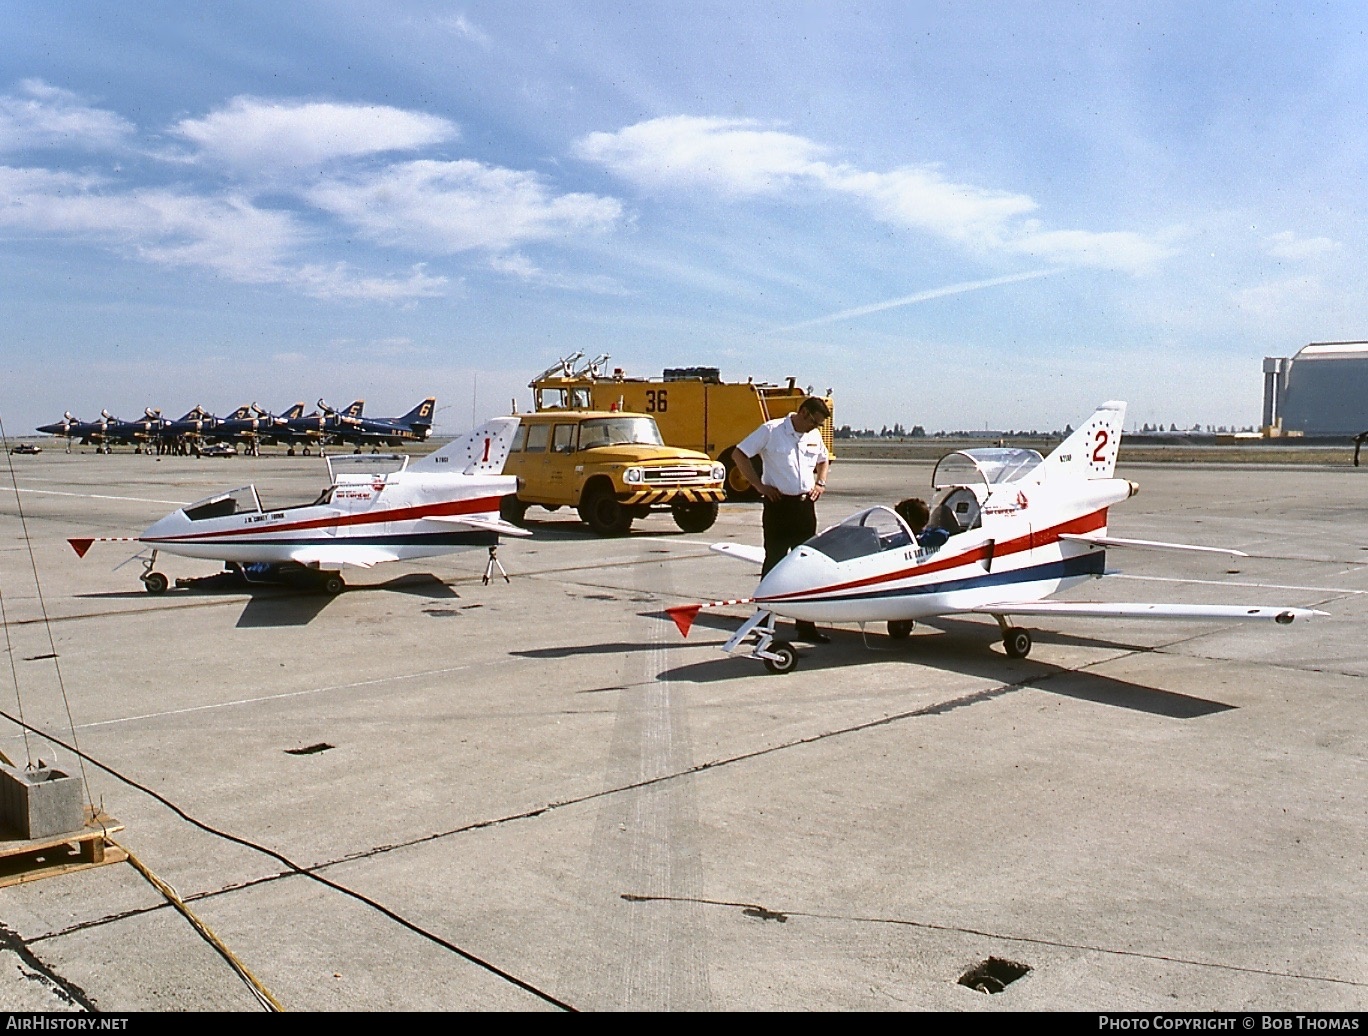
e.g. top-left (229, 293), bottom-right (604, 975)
top-left (323, 397), bottom-right (437, 450)
top-left (37, 409), bottom-right (163, 452)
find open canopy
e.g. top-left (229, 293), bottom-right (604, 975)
top-left (931, 448), bottom-right (1044, 491)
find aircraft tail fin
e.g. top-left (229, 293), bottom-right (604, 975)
top-left (342, 400), bottom-right (365, 419)
top-left (401, 397), bottom-right (436, 429)
top-left (282, 402), bottom-right (305, 419)
top-left (411, 416), bottom-right (521, 475)
top-left (1044, 401), bottom-right (1126, 479)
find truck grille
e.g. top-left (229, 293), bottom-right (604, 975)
top-left (643, 466), bottom-right (714, 485)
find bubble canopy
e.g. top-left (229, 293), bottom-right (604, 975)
top-left (931, 448), bottom-right (1044, 491)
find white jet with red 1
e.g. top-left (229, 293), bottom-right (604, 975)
top-left (70, 418), bottom-right (530, 594)
top-left (668, 401), bottom-right (1325, 673)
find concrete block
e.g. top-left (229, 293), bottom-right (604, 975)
top-left (0, 765), bottom-right (85, 840)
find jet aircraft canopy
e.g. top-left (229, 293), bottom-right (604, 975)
top-left (805, 506), bottom-right (916, 563)
top-left (183, 486), bottom-right (262, 522)
top-left (931, 448), bottom-right (1044, 491)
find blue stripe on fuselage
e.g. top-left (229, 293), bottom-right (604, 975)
top-left (758, 551), bottom-right (1106, 607)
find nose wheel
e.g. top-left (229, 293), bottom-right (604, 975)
top-left (138, 550), bottom-right (168, 594)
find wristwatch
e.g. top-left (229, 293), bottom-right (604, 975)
top-left (815, 480), bottom-right (826, 487)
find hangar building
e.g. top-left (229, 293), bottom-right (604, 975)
top-left (1262, 342), bottom-right (1368, 435)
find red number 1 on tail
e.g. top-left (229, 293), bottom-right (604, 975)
top-left (482, 437), bottom-right (491, 463)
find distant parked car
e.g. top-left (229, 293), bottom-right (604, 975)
top-left (201, 443), bottom-right (236, 457)
top-left (9, 443), bottom-right (41, 455)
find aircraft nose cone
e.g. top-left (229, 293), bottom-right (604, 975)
top-left (755, 545), bottom-right (833, 602)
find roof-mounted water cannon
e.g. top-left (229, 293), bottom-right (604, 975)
top-left (528, 352), bottom-right (585, 388)
top-left (579, 353), bottom-right (611, 378)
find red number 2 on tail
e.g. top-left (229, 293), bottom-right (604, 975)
top-left (1092, 429), bottom-right (1109, 463)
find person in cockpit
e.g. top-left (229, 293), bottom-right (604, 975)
top-left (894, 497), bottom-right (950, 549)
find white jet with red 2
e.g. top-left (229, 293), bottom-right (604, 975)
top-left (668, 401), bottom-right (1325, 673)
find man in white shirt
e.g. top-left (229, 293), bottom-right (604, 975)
top-left (731, 397), bottom-right (832, 643)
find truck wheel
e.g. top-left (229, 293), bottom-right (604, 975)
top-left (579, 489), bottom-right (633, 536)
top-left (672, 500), bottom-right (718, 533)
top-left (721, 449), bottom-right (761, 502)
top-left (500, 495), bottom-right (528, 526)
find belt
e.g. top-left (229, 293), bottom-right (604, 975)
top-left (767, 492), bottom-right (811, 502)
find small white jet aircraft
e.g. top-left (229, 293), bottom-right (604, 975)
top-left (70, 418), bottom-right (530, 594)
top-left (668, 401), bottom-right (1325, 673)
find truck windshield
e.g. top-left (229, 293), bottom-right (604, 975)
top-left (578, 417), bottom-right (664, 449)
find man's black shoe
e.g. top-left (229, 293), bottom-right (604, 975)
top-left (794, 623), bottom-right (830, 644)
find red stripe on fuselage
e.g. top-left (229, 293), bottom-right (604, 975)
top-left (144, 494), bottom-right (505, 544)
top-left (759, 507), bottom-right (1109, 603)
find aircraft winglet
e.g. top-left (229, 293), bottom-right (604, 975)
top-left (666, 596), bottom-right (755, 637)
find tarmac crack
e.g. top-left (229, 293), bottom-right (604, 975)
top-left (0, 920), bottom-right (98, 1011)
top-left (615, 894), bottom-right (1368, 988)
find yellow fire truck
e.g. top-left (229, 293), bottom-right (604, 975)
top-left (529, 353), bottom-right (834, 500)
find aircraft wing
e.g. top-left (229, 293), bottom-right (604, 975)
top-left (1060, 533), bottom-right (1248, 557)
top-left (287, 546), bottom-right (401, 569)
top-left (710, 542), bottom-right (765, 565)
top-left (968, 601), bottom-right (1326, 623)
top-left (420, 514), bottom-right (533, 538)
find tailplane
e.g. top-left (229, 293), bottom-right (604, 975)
top-left (411, 417), bottom-right (520, 475)
top-left (1044, 401), bottom-right (1126, 479)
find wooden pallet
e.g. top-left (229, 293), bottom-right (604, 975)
top-left (0, 809), bottom-right (126, 888)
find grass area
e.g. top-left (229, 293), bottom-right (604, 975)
top-left (833, 438), bottom-right (1362, 466)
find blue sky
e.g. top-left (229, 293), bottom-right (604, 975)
top-left (2, 2), bottom-right (1364, 436)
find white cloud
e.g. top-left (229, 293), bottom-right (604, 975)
top-left (574, 116), bottom-right (827, 196)
top-left (305, 159), bottom-right (622, 253)
top-left (173, 97), bottom-right (457, 172)
top-left (0, 79), bottom-right (135, 153)
top-left (486, 252), bottom-right (628, 294)
top-left (291, 262), bottom-right (449, 300)
top-left (1265, 230), bottom-right (1341, 261)
top-left (0, 165), bottom-right (445, 300)
top-left (819, 165), bottom-right (1037, 247)
top-left (0, 166), bottom-right (301, 279)
top-left (441, 14), bottom-right (491, 49)
top-left (1006, 224), bottom-right (1174, 275)
top-left (1232, 274), bottom-right (1326, 322)
top-left (577, 116), bottom-right (1172, 275)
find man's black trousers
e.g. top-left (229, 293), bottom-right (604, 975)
top-left (761, 494), bottom-right (817, 576)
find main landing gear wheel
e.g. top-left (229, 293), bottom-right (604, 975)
top-left (763, 640), bottom-right (798, 675)
top-left (887, 619), bottom-right (915, 640)
top-left (141, 571), bottom-right (169, 595)
top-left (1003, 627), bottom-right (1033, 659)
top-left (321, 574), bottom-right (346, 595)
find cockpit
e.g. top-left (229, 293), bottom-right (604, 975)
top-left (179, 454), bottom-right (412, 521)
top-left (928, 447), bottom-right (1044, 535)
top-left (182, 486), bottom-right (262, 522)
top-left (804, 506), bottom-right (921, 562)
